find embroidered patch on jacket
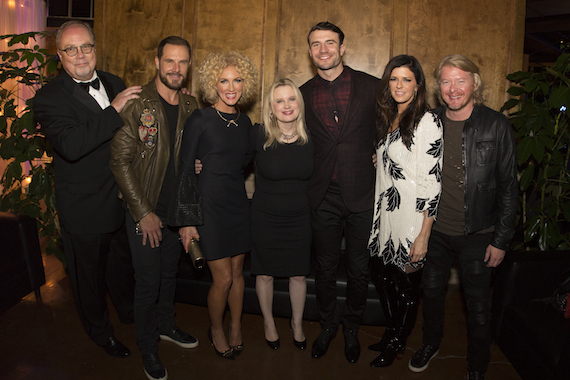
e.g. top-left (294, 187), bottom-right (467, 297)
top-left (138, 108), bottom-right (157, 148)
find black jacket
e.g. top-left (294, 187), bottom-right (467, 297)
top-left (300, 67), bottom-right (381, 213)
top-left (34, 70), bottom-right (126, 234)
top-left (435, 105), bottom-right (518, 250)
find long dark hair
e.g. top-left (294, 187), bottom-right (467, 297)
top-left (375, 55), bottom-right (428, 148)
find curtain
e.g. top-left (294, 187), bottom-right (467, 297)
top-left (0, 0), bottom-right (48, 186)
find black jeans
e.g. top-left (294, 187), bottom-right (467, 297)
top-left (421, 230), bottom-right (494, 372)
top-left (125, 212), bottom-right (182, 355)
top-left (311, 182), bottom-right (372, 331)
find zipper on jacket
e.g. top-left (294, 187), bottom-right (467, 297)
top-left (132, 150), bottom-right (145, 169)
top-left (145, 153), bottom-right (157, 199)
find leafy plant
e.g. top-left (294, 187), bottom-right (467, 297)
top-left (502, 53), bottom-right (570, 250)
top-left (0, 31), bottom-right (63, 260)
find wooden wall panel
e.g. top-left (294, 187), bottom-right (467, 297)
top-left (95, 0), bottom-right (193, 88)
top-left (404, 0), bottom-right (525, 110)
top-left (95, 0), bottom-right (525, 117)
top-left (189, 0), bottom-right (267, 118)
top-left (275, 0), bottom-right (393, 89)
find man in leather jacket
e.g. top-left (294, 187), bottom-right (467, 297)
top-left (408, 55), bottom-right (518, 380)
top-left (110, 36), bottom-right (200, 380)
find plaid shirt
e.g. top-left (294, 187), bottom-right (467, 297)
top-left (313, 68), bottom-right (351, 181)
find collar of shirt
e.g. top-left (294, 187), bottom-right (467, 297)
top-left (74, 71), bottom-right (111, 109)
top-left (314, 66), bottom-right (351, 88)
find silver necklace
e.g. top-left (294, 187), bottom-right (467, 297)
top-left (214, 107), bottom-right (240, 128)
top-left (282, 131), bottom-right (298, 141)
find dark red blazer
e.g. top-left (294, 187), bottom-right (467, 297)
top-left (300, 66), bottom-right (381, 213)
top-left (34, 70), bottom-right (126, 235)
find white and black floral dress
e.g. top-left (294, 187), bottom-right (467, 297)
top-left (368, 111), bottom-right (443, 272)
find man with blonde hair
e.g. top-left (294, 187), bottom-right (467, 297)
top-left (408, 55), bottom-right (518, 380)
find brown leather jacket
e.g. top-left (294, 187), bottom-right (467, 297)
top-left (110, 80), bottom-right (198, 222)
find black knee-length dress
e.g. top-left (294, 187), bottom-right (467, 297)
top-left (179, 107), bottom-right (252, 260)
top-left (249, 124), bottom-right (314, 277)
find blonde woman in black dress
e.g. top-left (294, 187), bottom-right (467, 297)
top-left (176, 52), bottom-right (258, 360)
top-left (249, 79), bottom-right (314, 350)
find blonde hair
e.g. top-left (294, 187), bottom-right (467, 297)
top-left (198, 51), bottom-right (259, 105)
top-left (434, 54), bottom-right (485, 106)
top-left (261, 78), bottom-right (309, 150)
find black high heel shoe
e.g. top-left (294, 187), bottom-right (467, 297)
top-left (231, 344), bottom-right (244, 357)
top-left (266, 338), bottom-right (280, 350)
top-left (290, 320), bottom-right (306, 350)
top-left (293, 338), bottom-right (307, 350)
top-left (228, 323), bottom-right (243, 357)
top-left (207, 327), bottom-right (235, 360)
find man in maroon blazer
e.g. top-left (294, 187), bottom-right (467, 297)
top-left (300, 21), bottom-right (380, 363)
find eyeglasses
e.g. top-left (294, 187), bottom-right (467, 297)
top-left (60, 44), bottom-right (95, 57)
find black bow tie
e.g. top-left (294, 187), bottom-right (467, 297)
top-left (79, 78), bottom-right (100, 92)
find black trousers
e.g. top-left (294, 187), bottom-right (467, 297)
top-left (311, 182), bottom-right (372, 331)
top-left (421, 230), bottom-right (494, 373)
top-left (61, 224), bottom-right (134, 346)
top-left (125, 212), bottom-right (182, 355)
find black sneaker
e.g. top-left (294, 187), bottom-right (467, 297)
top-left (468, 370), bottom-right (485, 380)
top-left (142, 353), bottom-right (167, 380)
top-left (408, 344), bottom-right (439, 372)
top-left (160, 327), bottom-right (199, 349)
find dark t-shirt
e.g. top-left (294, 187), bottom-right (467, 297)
top-left (154, 96), bottom-right (178, 218)
top-left (433, 116), bottom-right (466, 236)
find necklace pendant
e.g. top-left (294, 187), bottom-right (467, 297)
top-left (227, 120), bottom-right (238, 128)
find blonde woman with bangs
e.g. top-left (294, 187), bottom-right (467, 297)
top-left (249, 78), bottom-right (314, 351)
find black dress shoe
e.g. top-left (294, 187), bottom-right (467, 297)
top-left (101, 336), bottom-right (131, 358)
top-left (343, 329), bottom-right (361, 363)
top-left (311, 328), bottom-right (336, 359)
top-left (266, 338), bottom-right (280, 350)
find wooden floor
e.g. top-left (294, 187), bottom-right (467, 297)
top-left (0, 253), bottom-right (522, 380)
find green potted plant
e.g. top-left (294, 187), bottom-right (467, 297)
top-left (0, 31), bottom-right (63, 261)
top-left (501, 53), bottom-right (570, 251)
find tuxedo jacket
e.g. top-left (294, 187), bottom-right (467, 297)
top-left (300, 67), bottom-right (381, 213)
top-left (34, 70), bottom-right (126, 235)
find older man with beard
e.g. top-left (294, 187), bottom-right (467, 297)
top-left (110, 36), bottom-right (201, 380)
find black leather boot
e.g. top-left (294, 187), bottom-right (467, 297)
top-left (370, 266), bottom-right (422, 368)
top-left (369, 257), bottom-right (396, 352)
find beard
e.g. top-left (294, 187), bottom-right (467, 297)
top-left (312, 57), bottom-right (342, 71)
top-left (159, 71), bottom-right (186, 90)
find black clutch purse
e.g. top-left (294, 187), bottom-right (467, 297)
top-left (188, 237), bottom-right (205, 270)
